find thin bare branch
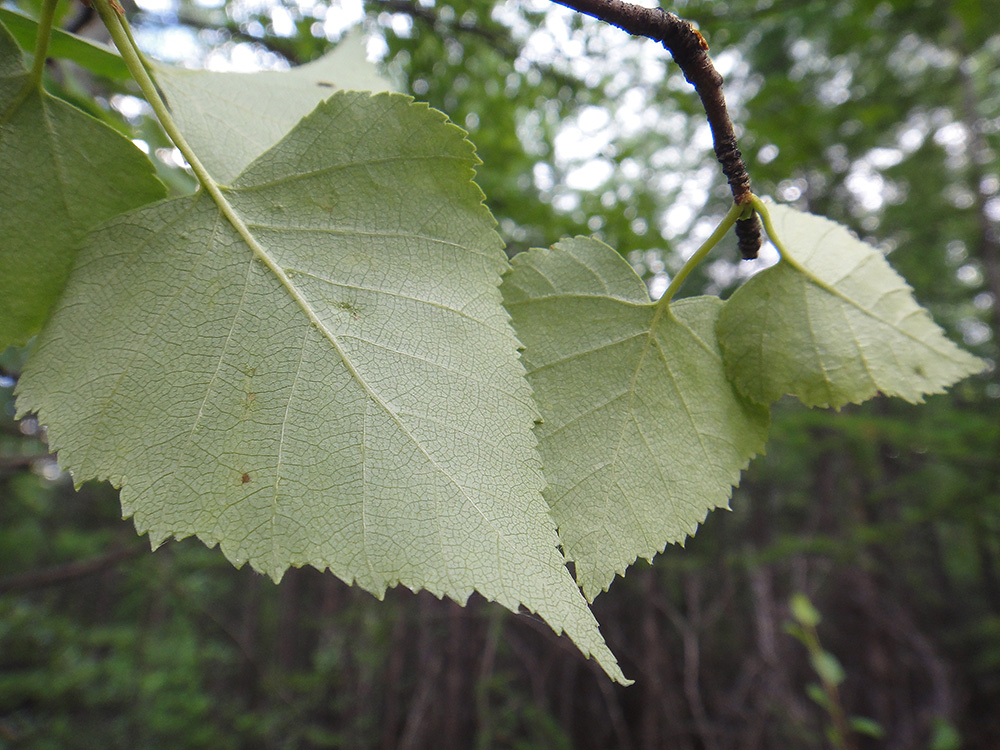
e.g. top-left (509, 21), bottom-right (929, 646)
top-left (0, 545), bottom-right (143, 593)
top-left (549, 0), bottom-right (761, 257)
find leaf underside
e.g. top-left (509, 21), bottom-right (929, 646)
top-left (16, 91), bottom-right (628, 683)
top-left (0, 21), bottom-right (165, 350)
top-left (717, 204), bottom-right (985, 408)
top-left (156, 33), bottom-right (395, 185)
top-left (504, 237), bottom-right (769, 600)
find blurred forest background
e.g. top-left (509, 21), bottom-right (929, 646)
top-left (1, 0), bottom-right (999, 747)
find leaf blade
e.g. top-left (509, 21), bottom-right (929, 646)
top-left (0, 9), bottom-right (130, 80)
top-left (155, 34), bottom-right (395, 185)
top-left (0, 21), bottom-right (165, 350)
top-left (504, 237), bottom-right (769, 600)
top-left (16, 92), bottom-right (627, 683)
top-left (717, 204), bottom-right (986, 408)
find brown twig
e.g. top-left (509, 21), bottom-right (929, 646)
top-left (0, 545), bottom-right (143, 594)
top-left (550, 0), bottom-right (761, 258)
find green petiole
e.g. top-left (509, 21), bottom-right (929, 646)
top-left (3, 0), bottom-right (59, 120)
top-left (749, 195), bottom-right (788, 257)
top-left (26, 0), bottom-right (58, 89)
top-left (93, 0), bottom-right (217, 194)
top-left (658, 199), bottom-right (748, 306)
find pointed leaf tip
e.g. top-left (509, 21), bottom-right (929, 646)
top-left (15, 91), bottom-right (626, 684)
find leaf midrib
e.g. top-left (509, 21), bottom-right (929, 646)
top-left (201, 166), bottom-right (535, 577)
top-left (784, 254), bottom-right (967, 362)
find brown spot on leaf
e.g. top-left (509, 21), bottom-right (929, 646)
top-left (241, 473), bottom-right (251, 484)
top-left (337, 301), bottom-right (361, 319)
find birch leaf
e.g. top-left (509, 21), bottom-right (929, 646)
top-left (0, 21), bottom-right (164, 350)
top-left (155, 34), bottom-right (395, 184)
top-left (717, 204), bottom-right (986, 408)
top-left (15, 91), bottom-right (626, 684)
top-left (503, 237), bottom-right (769, 600)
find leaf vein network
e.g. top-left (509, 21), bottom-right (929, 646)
top-left (602, 325), bottom-right (658, 555)
top-left (241, 224), bottom-right (497, 260)
top-left (41, 96), bottom-right (79, 229)
top-left (797, 265), bottom-right (961, 359)
top-left (523, 328), bottom-right (648, 375)
top-left (268, 325), bottom-right (311, 562)
top-left (651, 334), bottom-right (715, 467)
top-left (334, 334), bottom-right (514, 395)
top-left (81, 198), bottom-right (204, 471)
top-left (186, 218), bottom-right (257, 446)
top-left (839, 301), bottom-right (878, 392)
top-left (538, 387), bottom-right (632, 442)
top-left (235, 153), bottom-right (469, 192)
top-left (282, 268), bottom-right (510, 334)
top-left (291, 264), bottom-right (538, 585)
top-left (799, 279), bottom-right (837, 402)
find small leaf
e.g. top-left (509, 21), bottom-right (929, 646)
top-left (0, 9), bottom-right (130, 80)
top-left (805, 682), bottom-right (829, 709)
top-left (717, 203), bottom-right (985, 408)
top-left (790, 592), bottom-right (821, 627)
top-left (504, 237), bottom-right (769, 600)
top-left (155, 34), bottom-right (395, 184)
top-left (0, 21), bottom-right (165, 350)
top-left (783, 622), bottom-right (807, 644)
top-left (811, 651), bottom-right (845, 686)
top-left (16, 92), bottom-right (627, 684)
top-left (849, 716), bottom-right (885, 738)
top-left (929, 718), bottom-right (962, 750)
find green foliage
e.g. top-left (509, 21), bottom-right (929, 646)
top-left (718, 204), bottom-right (984, 408)
top-left (0, 22), bottom-right (165, 349)
top-left (786, 592), bottom-right (883, 750)
top-left (155, 34), bottom-right (395, 184)
top-left (504, 236), bottom-right (768, 599)
top-left (0, 8), bottom-right (130, 80)
top-left (0, 0), bottom-right (987, 688)
top-left (930, 718), bottom-right (963, 750)
top-left (13, 86), bottom-right (627, 683)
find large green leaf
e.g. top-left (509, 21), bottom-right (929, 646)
top-left (0, 21), bottom-right (165, 350)
top-left (717, 204), bottom-right (985, 408)
top-left (16, 91), bottom-right (627, 683)
top-left (503, 237), bottom-right (769, 600)
top-left (155, 34), bottom-right (395, 185)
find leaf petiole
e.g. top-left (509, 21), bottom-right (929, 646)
top-left (2, 0), bottom-right (59, 120)
top-left (750, 196), bottom-right (814, 277)
top-left (749, 195), bottom-right (788, 257)
top-left (116, 9), bottom-right (157, 76)
top-left (92, 0), bottom-right (217, 194)
top-left (91, 0), bottom-right (334, 353)
top-left (26, 0), bottom-right (58, 89)
top-left (658, 199), bottom-right (747, 306)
